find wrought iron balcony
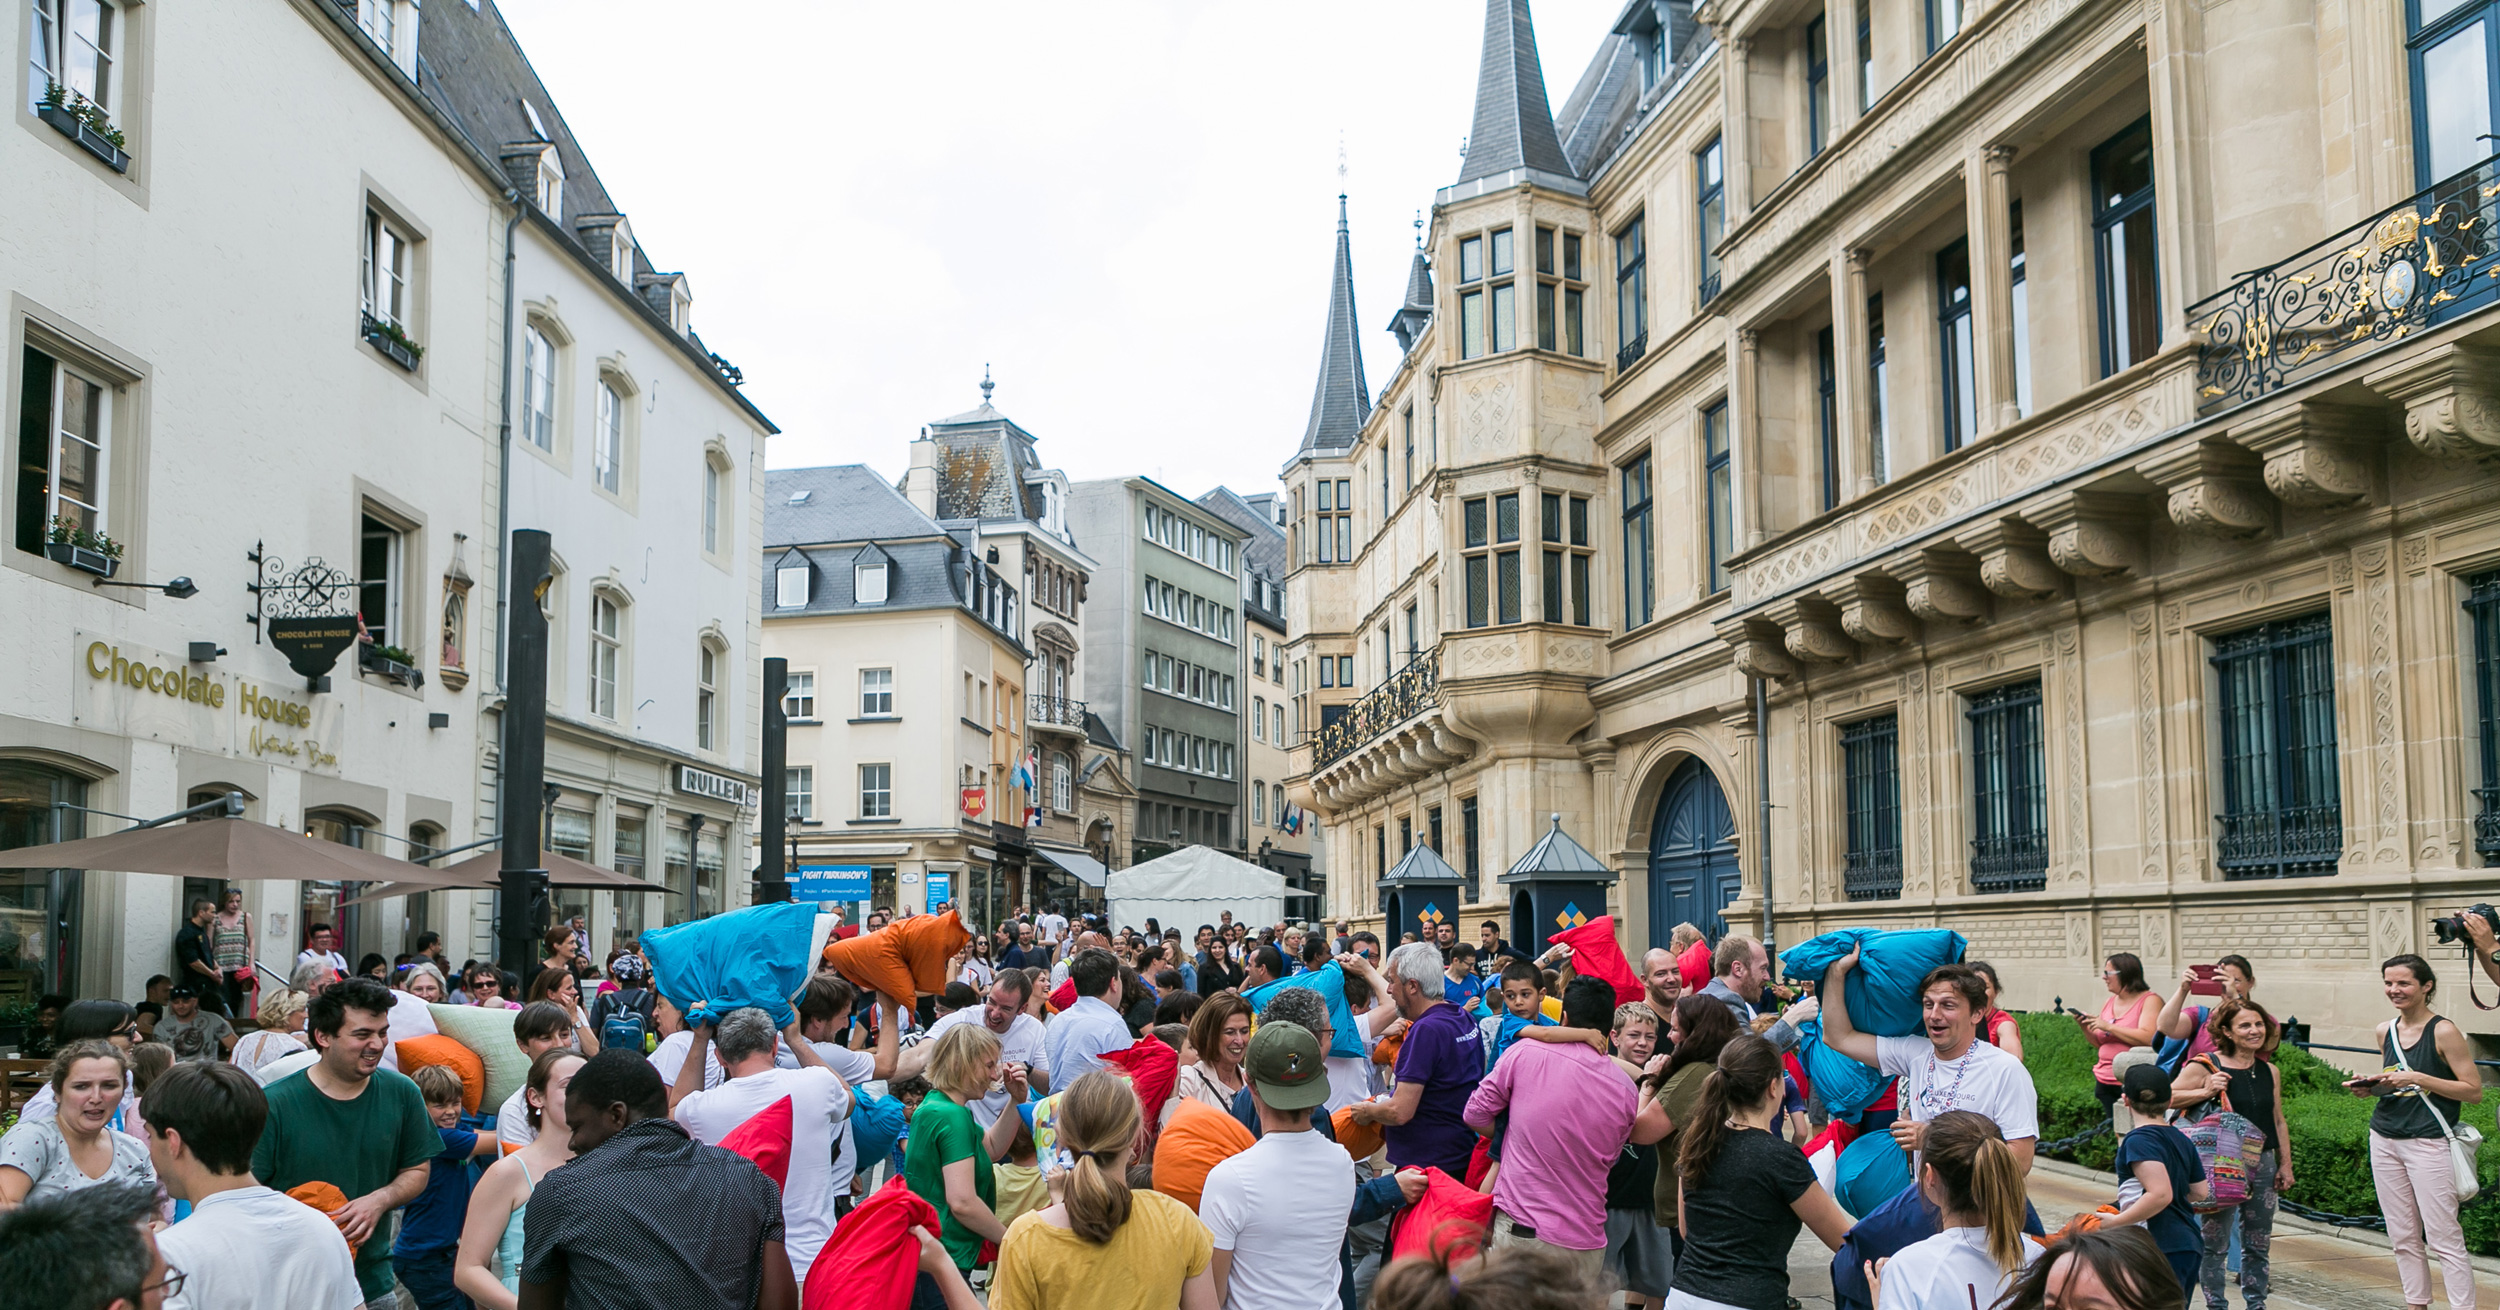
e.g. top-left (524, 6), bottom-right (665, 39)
top-left (1313, 646), bottom-right (1439, 769)
top-left (1028, 694), bottom-right (1087, 730)
top-left (2479, 787), bottom-right (2500, 863)
top-left (2191, 153), bottom-right (2499, 416)
top-left (1968, 833), bottom-right (2047, 894)
top-left (1843, 848), bottom-right (1903, 902)
top-left (2216, 805), bottom-right (2343, 880)
top-left (1617, 331), bottom-right (1648, 373)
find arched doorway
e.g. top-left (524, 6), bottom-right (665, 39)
top-left (1649, 758), bottom-right (1739, 947)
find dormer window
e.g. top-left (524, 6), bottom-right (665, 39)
top-left (855, 560), bottom-right (890, 604)
top-left (776, 562), bottom-right (811, 608)
top-left (669, 284), bottom-right (691, 333)
top-left (610, 217), bottom-right (634, 283)
top-left (535, 149), bottom-right (564, 220)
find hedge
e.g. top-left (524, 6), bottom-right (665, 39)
top-left (2018, 1010), bottom-right (2500, 1253)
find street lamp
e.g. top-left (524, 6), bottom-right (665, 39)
top-left (92, 575), bottom-right (198, 599)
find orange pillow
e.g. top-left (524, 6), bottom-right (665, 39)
top-left (286, 1181), bottom-right (361, 1258)
top-left (395, 1035), bottom-right (485, 1114)
top-left (1152, 1099), bottom-right (1255, 1212)
top-left (1332, 1105), bottom-right (1385, 1163)
top-left (821, 909), bottom-right (971, 1001)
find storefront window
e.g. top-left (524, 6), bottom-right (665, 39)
top-left (694, 829), bottom-right (724, 920)
top-left (549, 807), bottom-right (593, 932)
top-left (663, 824), bottom-right (694, 925)
top-left (304, 808), bottom-right (368, 960)
top-left (613, 808), bottom-right (648, 944)
top-left (0, 761), bottom-right (86, 999)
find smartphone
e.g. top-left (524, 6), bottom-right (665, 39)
top-left (2188, 964), bottom-right (2226, 997)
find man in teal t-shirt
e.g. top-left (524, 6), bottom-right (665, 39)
top-left (250, 977), bottom-right (440, 1307)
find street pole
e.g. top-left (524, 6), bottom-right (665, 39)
top-left (758, 656), bottom-right (789, 903)
top-left (497, 528), bottom-right (553, 976)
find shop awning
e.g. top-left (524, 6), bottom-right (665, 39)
top-left (340, 850), bottom-right (679, 906)
top-left (1034, 847), bottom-right (1109, 888)
top-left (0, 816), bottom-right (431, 883)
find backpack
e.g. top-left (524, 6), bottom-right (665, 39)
top-left (599, 988), bottom-right (654, 1054)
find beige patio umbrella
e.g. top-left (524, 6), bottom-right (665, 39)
top-left (0, 816), bottom-right (436, 883)
top-left (339, 849), bottom-right (677, 906)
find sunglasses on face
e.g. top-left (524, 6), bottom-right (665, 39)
top-left (471, 977), bottom-right (500, 990)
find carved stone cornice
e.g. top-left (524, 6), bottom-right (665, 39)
top-left (1887, 548), bottom-right (1990, 624)
top-left (1955, 518), bottom-right (2065, 600)
top-left (2027, 490), bottom-right (2146, 577)
top-left (2137, 439), bottom-right (2275, 540)
top-left (1765, 595), bottom-right (1855, 665)
top-left (2230, 401), bottom-right (2379, 508)
top-left (1716, 617), bottom-right (1797, 681)
top-left (2364, 345), bottom-right (2500, 462)
top-left (1823, 573), bottom-right (1917, 645)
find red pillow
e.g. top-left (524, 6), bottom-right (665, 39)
top-left (718, 1095), bottom-right (794, 1192)
top-left (1547, 915), bottom-right (1643, 1006)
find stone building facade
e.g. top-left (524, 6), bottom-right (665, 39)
top-left (1285, 0), bottom-right (2500, 1046)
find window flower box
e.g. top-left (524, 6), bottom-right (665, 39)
top-left (36, 100), bottom-right (128, 174)
top-left (43, 540), bottom-right (119, 577)
top-left (360, 644), bottom-right (425, 687)
top-left (361, 313), bottom-right (424, 371)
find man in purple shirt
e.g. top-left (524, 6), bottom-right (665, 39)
top-left (1347, 942), bottom-right (1482, 1177)
top-left (1464, 976), bottom-right (1657, 1279)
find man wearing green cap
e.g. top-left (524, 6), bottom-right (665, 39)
top-left (1199, 1019), bottom-right (1355, 1310)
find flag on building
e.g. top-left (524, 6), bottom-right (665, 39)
top-left (1012, 749), bottom-right (1036, 793)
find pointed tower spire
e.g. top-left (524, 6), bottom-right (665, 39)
top-left (1457, 0), bottom-right (1574, 185)
top-left (1389, 209), bottom-right (1435, 354)
top-left (1300, 194), bottom-right (1372, 453)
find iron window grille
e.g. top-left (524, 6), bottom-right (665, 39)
top-left (1842, 714), bottom-right (1903, 900)
top-left (2473, 571), bottom-right (2500, 861)
top-left (1966, 680), bottom-right (2048, 893)
top-left (2211, 612), bottom-right (2341, 880)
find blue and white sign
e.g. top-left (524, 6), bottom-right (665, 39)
top-left (794, 864), bottom-right (872, 903)
top-left (926, 870), bottom-right (952, 908)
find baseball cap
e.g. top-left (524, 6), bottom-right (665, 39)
top-left (168, 984), bottom-right (198, 999)
top-left (2121, 1060), bottom-right (2174, 1104)
top-left (1244, 1020), bottom-right (1330, 1112)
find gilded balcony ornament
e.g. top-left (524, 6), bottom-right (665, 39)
top-left (1888, 549), bottom-right (1990, 624)
top-left (1311, 646), bottom-right (1442, 769)
top-left (2139, 439), bottom-right (2275, 540)
top-left (1956, 519), bottom-right (2066, 601)
top-left (2231, 402), bottom-right (2377, 508)
top-left (2029, 490), bottom-right (2145, 577)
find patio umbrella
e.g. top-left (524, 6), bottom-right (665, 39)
top-left (339, 850), bottom-right (677, 906)
top-left (0, 816), bottom-right (434, 883)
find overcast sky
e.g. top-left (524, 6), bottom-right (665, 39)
top-left (496, 0), bottom-right (1625, 501)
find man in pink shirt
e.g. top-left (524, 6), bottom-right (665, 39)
top-left (1463, 974), bottom-right (1665, 1279)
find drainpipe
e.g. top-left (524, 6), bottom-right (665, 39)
top-left (492, 193), bottom-right (524, 694)
top-left (1755, 676), bottom-right (1774, 954)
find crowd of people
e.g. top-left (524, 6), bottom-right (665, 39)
top-left (0, 901), bottom-right (2477, 1310)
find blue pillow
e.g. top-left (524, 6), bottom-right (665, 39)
top-left (1835, 1129), bottom-right (1914, 1218)
top-left (642, 900), bottom-right (821, 1028)
top-left (1779, 927), bottom-right (1967, 1038)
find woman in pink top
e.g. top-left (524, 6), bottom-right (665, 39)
top-left (2081, 952), bottom-right (2160, 1111)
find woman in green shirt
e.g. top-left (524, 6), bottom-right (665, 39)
top-left (905, 1023), bottom-right (1027, 1271)
top-left (1647, 995), bottom-right (1743, 1230)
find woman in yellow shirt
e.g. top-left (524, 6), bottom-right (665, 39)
top-left (990, 1071), bottom-right (1216, 1310)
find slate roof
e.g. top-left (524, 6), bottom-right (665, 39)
top-left (1388, 238), bottom-right (1436, 352)
top-left (1298, 196), bottom-right (1372, 454)
top-left (763, 539), bottom-right (965, 619)
top-left (765, 466), bottom-right (950, 549)
top-left (926, 380), bottom-right (1047, 523)
top-left (1554, 33), bottom-right (1644, 179)
top-left (1457, 0), bottom-right (1576, 185)
top-left (1500, 814), bottom-right (1619, 884)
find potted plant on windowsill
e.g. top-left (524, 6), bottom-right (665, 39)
top-left (43, 517), bottom-right (121, 578)
top-left (360, 642), bottom-right (425, 687)
top-left (37, 82), bottom-right (128, 174)
top-left (360, 313), bottom-right (424, 371)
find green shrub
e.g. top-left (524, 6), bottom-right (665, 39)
top-left (2020, 1010), bottom-right (2500, 1252)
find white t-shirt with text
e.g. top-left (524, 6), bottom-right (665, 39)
top-left (1876, 1035), bottom-right (2040, 1149)
top-left (675, 1064), bottom-right (854, 1282)
top-left (1199, 1127), bottom-right (1357, 1310)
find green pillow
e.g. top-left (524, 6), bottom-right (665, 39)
top-left (429, 1003), bottom-right (530, 1111)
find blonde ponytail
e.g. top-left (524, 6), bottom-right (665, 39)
top-left (1922, 1110), bottom-right (2030, 1274)
top-left (1056, 1070), bottom-right (1141, 1244)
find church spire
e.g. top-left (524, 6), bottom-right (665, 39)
top-left (1300, 193), bottom-right (1372, 453)
top-left (1389, 210), bottom-right (1434, 353)
top-left (1456, 0), bottom-right (1574, 185)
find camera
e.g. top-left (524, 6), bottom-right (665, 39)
top-left (2431, 903), bottom-right (2500, 945)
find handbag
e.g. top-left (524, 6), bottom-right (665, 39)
top-left (2392, 1021), bottom-right (2484, 1203)
top-left (2176, 1056), bottom-right (2263, 1213)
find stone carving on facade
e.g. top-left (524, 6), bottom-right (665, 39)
top-left (2139, 439), bottom-right (2277, 539)
top-left (2366, 345), bottom-right (2500, 462)
top-left (1957, 518), bottom-right (2065, 600)
top-left (1888, 548), bottom-right (1989, 624)
top-left (2231, 402), bottom-right (2377, 508)
top-left (1718, 617), bottom-right (1798, 681)
top-left (2127, 605), bottom-right (2168, 884)
top-left (1766, 596), bottom-right (1855, 665)
top-left (2029, 490), bottom-right (2145, 577)
top-left (1826, 573), bottom-right (1917, 644)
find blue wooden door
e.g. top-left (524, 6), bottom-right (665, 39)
top-left (1650, 758), bottom-right (1740, 946)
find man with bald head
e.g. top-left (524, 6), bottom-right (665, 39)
top-left (1050, 930), bottom-right (1108, 991)
top-left (1641, 949), bottom-right (1683, 1033)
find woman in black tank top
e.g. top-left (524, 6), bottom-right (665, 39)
top-left (2174, 998), bottom-right (2292, 1310)
top-left (2357, 954), bottom-right (2484, 1310)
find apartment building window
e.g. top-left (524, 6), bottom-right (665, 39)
top-left (14, 345), bottom-right (111, 555)
top-left (521, 326), bottom-right (556, 450)
top-left (1817, 327), bottom-right (1840, 511)
top-left (701, 457), bottom-right (723, 553)
top-left (2092, 117), bottom-right (2161, 378)
top-left (1404, 603), bottom-right (1420, 664)
top-left (1704, 402), bottom-right (1733, 595)
top-left (1536, 227), bottom-right (1587, 355)
top-left (1252, 695), bottom-right (1266, 741)
top-left (1938, 239), bottom-right (1978, 451)
top-left (2412, 0), bottom-right (2500, 186)
top-left (1966, 680), bottom-right (2047, 893)
top-left (1461, 494), bottom-right (1521, 627)
top-left (358, 514), bottom-right (402, 650)
top-left (589, 593), bottom-right (621, 719)
top-left (1052, 752), bottom-right (1072, 811)
top-left (695, 642), bottom-right (719, 750)
top-left (783, 671), bottom-right (815, 720)
top-left (1868, 295), bottom-right (1891, 485)
top-left (363, 211), bottom-right (412, 330)
top-left (1459, 234), bottom-right (1485, 358)
top-left (859, 764), bottom-right (892, 819)
top-left (1621, 456), bottom-right (1655, 628)
top-left (1856, 0), bottom-right (1875, 109)
top-left (1841, 715), bottom-right (1903, 900)
top-left (1616, 216), bottom-right (1648, 368)
top-left (854, 558), bottom-right (889, 604)
top-left (776, 560), bottom-right (810, 608)
top-left (2212, 613), bottom-right (2342, 880)
top-left (1252, 781), bottom-right (1266, 826)
top-left (1461, 797), bottom-right (1481, 902)
top-left (1540, 493), bottom-right (1593, 625)
top-left (1696, 141), bottom-right (1726, 307)
top-left (1807, 15), bottom-right (1831, 158)
top-left (1403, 407), bottom-right (1417, 488)
top-left (2473, 572), bottom-right (2500, 861)
top-left (1272, 702), bottom-right (1284, 744)
top-left (1927, 0), bottom-right (1964, 51)
top-left (593, 381), bottom-right (623, 493)
top-left (1378, 451), bottom-right (1389, 525)
top-left (1315, 478), bottom-right (1350, 563)
top-left (786, 766), bottom-right (814, 821)
top-left (2010, 202), bottom-right (2032, 417)
top-left (28, 0), bottom-right (119, 123)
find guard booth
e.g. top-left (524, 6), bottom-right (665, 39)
top-left (1377, 843), bottom-right (1465, 948)
top-left (1501, 814), bottom-right (1618, 954)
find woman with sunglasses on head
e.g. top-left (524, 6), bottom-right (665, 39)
top-left (2082, 954), bottom-right (2160, 1115)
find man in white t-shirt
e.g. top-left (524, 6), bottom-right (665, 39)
top-left (141, 1061), bottom-right (364, 1310)
top-left (1037, 906), bottom-right (1068, 960)
top-left (671, 1006), bottom-right (855, 1285)
top-left (1818, 947), bottom-right (2039, 1170)
top-left (796, 974), bottom-right (905, 1208)
top-left (1201, 1018), bottom-right (1354, 1310)
top-left (899, 970), bottom-right (1048, 1127)
top-left (295, 924), bottom-right (349, 979)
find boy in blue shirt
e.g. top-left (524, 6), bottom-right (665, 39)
top-left (1443, 944), bottom-right (1489, 1011)
top-left (394, 1064), bottom-right (497, 1310)
top-left (2108, 1062), bottom-right (2210, 1295)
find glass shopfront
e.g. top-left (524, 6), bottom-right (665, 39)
top-left (0, 761), bottom-right (86, 1001)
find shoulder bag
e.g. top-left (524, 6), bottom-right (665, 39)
top-left (2176, 1055), bottom-right (2262, 1213)
top-left (2392, 1019), bottom-right (2483, 1203)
